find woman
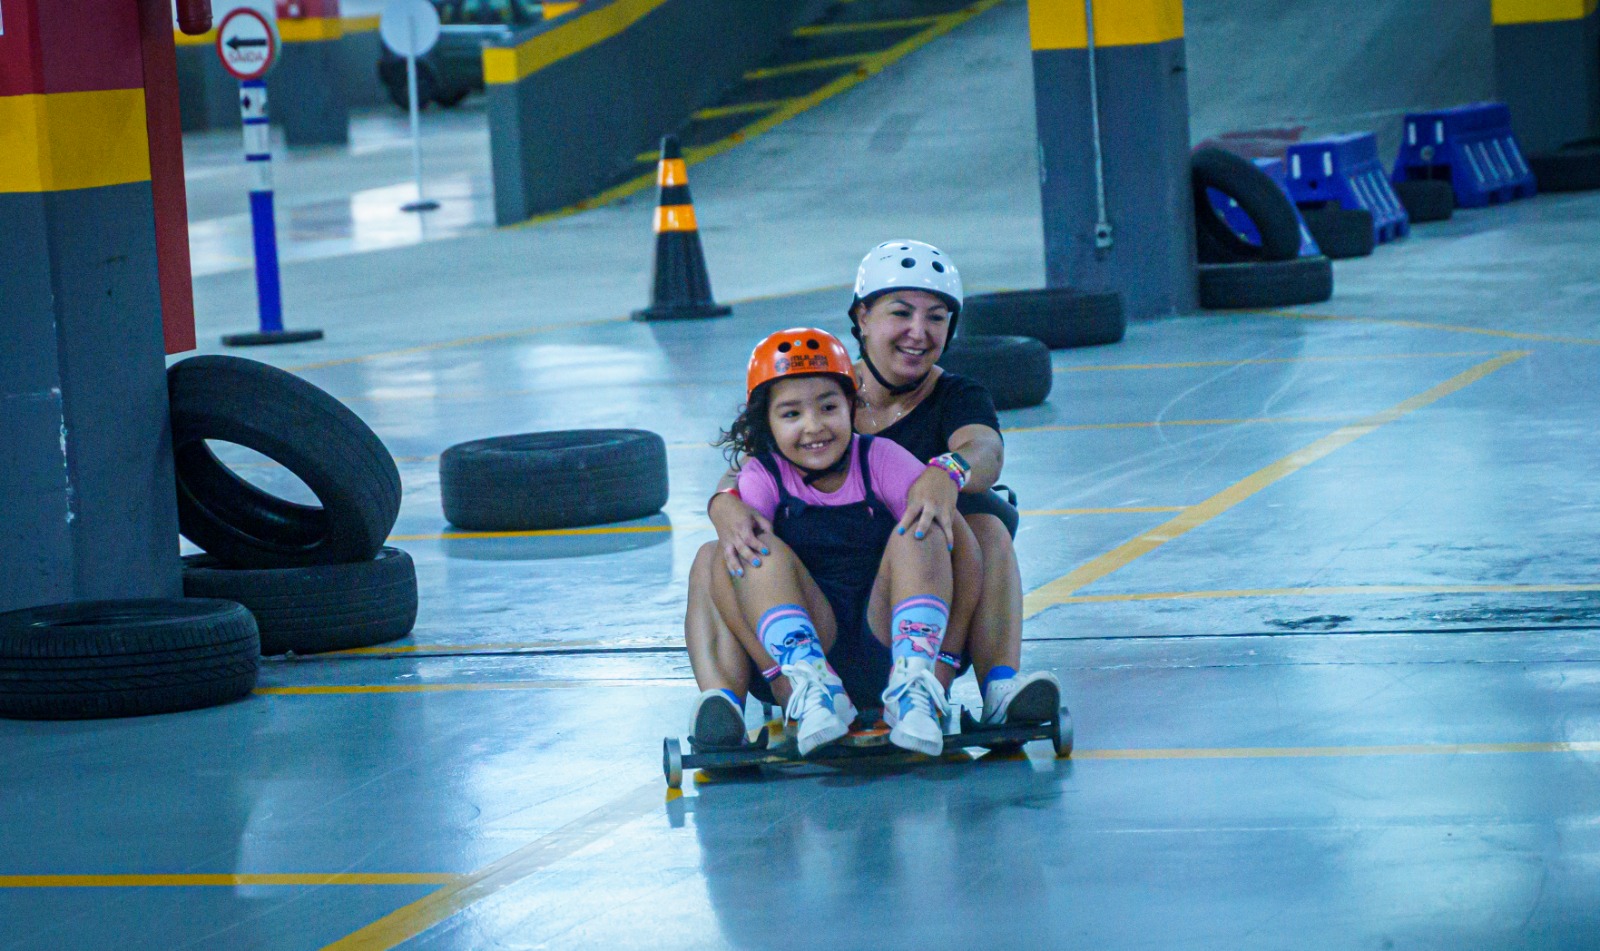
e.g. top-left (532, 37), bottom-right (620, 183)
top-left (684, 241), bottom-right (1059, 750)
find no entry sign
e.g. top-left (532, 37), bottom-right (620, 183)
top-left (216, 7), bottom-right (277, 81)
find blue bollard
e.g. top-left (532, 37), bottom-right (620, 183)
top-left (1286, 133), bottom-right (1410, 244)
top-left (1391, 102), bottom-right (1537, 210)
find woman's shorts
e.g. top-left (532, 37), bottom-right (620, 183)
top-left (958, 487), bottom-right (1019, 539)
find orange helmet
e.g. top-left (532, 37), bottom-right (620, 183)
top-left (746, 328), bottom-right (858, 398)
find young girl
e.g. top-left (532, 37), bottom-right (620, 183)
top-left (699, 327), bottom-right (972, 757)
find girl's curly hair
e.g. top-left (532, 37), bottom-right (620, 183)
top-left (715, 375), bottom-right (856, 468)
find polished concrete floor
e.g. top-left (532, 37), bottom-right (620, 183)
top-left (7, 1), bottom-right (1600, 949)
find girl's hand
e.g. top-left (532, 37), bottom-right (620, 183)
top-left (898, 467), bottom-right (958, 549)
top-left (709, 492), bottom-right (774, 577)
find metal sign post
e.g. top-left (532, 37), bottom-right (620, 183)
top-left (381, 0), bottom-right (443, 213)
top-left (217, 6), bottom-right (323, 346)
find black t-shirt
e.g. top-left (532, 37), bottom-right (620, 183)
top-left (869, 371), bottom-right (1001, 462)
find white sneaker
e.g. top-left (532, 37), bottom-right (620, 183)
top-left (882, 658), bottom-right (949, 756)
top-left (688, 690), bottom-right (746, 751)
top-left (981, 670), bottom-right (1061, 726)
top-left (783, 664), bottom-right (856, 756)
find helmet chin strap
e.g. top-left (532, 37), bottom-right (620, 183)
top-left (862, 347), bottom-right (926, 397)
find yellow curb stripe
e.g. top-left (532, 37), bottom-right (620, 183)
top-left (793, 16), bottom-right (942, 35)
top-left (1055, 350), bottom-right (1496, 373)
top-left (1492, 0), bottom-right (1598, 25)
top-left (1269, 310), bottom-right (1600, 347)
top-left (0, 873), bottom-right (455, 888)
top-left (343, 15), bottom-right (382, 32)
top-left (506, 0), bottom-right (1004, 228)
top-left (483, 0), bottom-right (668, 85)
top-left (0, 90), bottom-right (152, 194)
top-left (691, 99), bottom-right (792, 121)
top-left (742, 53), bottom-right (874, 80)
top-left (278, 17), bottom-right (344, 42)
top-left (1052, 583), bottom-right (1600, 604)
top-left (1022, 351), bottom-right (1532, 618)
top-left (1074, 741), bottom-right (1600, 761)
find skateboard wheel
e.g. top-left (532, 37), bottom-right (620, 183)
top-left (663, 737), bottom-right (684, 789)
top-left (1053, 705), bottom-right (1074, 758)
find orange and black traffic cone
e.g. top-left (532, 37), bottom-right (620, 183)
top-left (633, 136), bottom-right (731, 321)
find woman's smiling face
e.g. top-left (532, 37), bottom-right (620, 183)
top-left (856, 289), bottom-right (952, 384)
top-left (766, 375), bottom-right (853, 471)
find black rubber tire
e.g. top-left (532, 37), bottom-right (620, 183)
top-left (1392, 179), bottom-right (1455, 222)
top-left (0, 599), bottom-right (259, 720)
top-left (434, 87), bottom-right (470, 108)
top-left (183, 547), bottom-right (418, 656)
top-left (440, 430), bottom-right (669, 531)
top-left (1529, 140), bottom-right (1600, 193)
top-left (1300, 206), bottom-right (1376, 259)
top-left (959, 288), bottom-right (1125, 349)
top-left (936, 335), bottom-right (1053, 410)
top-left (168, 355), bottom-right (403, 570)
top-left (1198, 256), bottom-right (1335, 310)
top-left (379, 57), bottom-right (436, 112)
top-left (1191, 147), bottom-right (1303, 263)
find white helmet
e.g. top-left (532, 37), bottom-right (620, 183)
top-left (849, 240), bottom-right (963, 341)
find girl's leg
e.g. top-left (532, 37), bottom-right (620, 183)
top-left (867, 524), bottom-right (954, 754)
top-left (709, 536), bottom-right (851, 754)
top-left (686, 541), bottom-right (753, 698)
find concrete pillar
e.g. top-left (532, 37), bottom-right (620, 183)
top-left (272, 0), bottom-right (352, 146)
top-left (1494, 0), bottom-right (1600, 154)
top-left (0, 0), bottom-right (184, 612)
top-left (1028, 0), bottom-right (1196, 318)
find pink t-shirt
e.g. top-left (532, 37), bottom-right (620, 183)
top-left (737, 435), bottom-right (927, 521)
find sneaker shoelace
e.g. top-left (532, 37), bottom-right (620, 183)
top-left (782, 664), bottom-right (835, 723)
top-left (887, 668), bottom-right (949, 723)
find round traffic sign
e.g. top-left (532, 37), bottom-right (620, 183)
top-left (380, 0), bottom-right (442, 58)
top-left (216, 8), bottom-right (278, 81)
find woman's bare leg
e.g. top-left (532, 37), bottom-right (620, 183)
top-left (963, 513), bottom-right (1023, 685)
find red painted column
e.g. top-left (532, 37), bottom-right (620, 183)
top-left (140, 0), bottom-right (199, 354)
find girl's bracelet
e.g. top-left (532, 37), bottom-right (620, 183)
top-left (707, 486), bottom-right (741, 515)
top-left (760, 664), bottom-right (782, 682)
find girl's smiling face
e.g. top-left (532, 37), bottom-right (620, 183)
top-left (766, 375), bottom-right (853, 471)
top-left (855, 289), bottom-right (952, 384)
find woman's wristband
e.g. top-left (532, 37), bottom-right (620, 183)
top-left (707, 486), bottom-right (741, 515)
top-left (926, 453), bottom-right (969, 490)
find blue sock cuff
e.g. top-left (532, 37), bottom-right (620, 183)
top-left (718, 688), bottom-right (743, 709)
top-left (982, 665), bottom-right (1017, 693)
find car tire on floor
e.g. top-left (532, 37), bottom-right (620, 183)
top-left (936, 335), bottom-right (1053, 410)
top-left (183, 547), bottom-right (419, 656)
top-left (1392, 179), bottom-right (1455, 222)
top-left (0, 599), bottom-right (259, 720)
top-left (1191, 147), bottom-right (1303, 263)
top-left (1198, 256), bottom-right (1334, 310)
top-left (168, 355), bottom-right (402, 570)
top-left (1529, 139), bottom-right (1600, 193)
top-left (440, 430), bottom-right (670, 531)
top-left (959, 288), bottom-right (1125, 349)
top-left (1300, 206), bottom-right (1375, 259)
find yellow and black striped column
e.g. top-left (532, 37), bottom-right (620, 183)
top-left (1494, 0), bottom-right (1600, 154)
top-left (633, 136), bottom-right (731, 320)
top-left (0, 0), bottom-right (182, 611)
top-left (1029, 0), bottom-right (1195, 317)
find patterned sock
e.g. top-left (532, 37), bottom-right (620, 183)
top-left (890, 596), bottom-right (949, 668)
top-left (982, 665), bottom-right (1017, 695)
top-left (756, 604), bottom-right (831, 680)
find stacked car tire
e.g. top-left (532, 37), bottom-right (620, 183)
top-left (1191, 147), bottom-right (1335, 309)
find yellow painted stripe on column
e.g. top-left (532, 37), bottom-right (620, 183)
top-left (1029, 0), bottom-right (1184, 50)
top-left (657, 158), bottom-right (688, 186)
top-left (1492, 0), bottom-right (1598, 24)
top-left (342, 15), bottom-right (382, 32)
top-left (0, 90), bottom-right (152, 194)
top-left (174, 28), bottom-right (216, 46)
top-left (483, 0), bottom-right (669, 85)
top-left (654, 204), bottom-right (698, 233)
top-left (279, 17), bottom-right (346, 42)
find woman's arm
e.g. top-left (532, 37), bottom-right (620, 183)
top-left (947, 423), bottom-right (1004, 493)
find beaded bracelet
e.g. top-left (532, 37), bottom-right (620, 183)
top-left (926, 452), bottom-right (969, 490)
top-left (937, 651), bottom-right (962, 669)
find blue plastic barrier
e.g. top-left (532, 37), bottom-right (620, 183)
top-left (1285, 133), bottom-right (1410, 244)
top-left (1391, 102), bottom-right (1536, 209)
top-left (1209, 157), bottom-right (1321, 258)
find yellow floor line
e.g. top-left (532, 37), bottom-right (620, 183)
top-left (388, 525), bottom-right (684, 542)
top-left (320, 781), bottom-right (663, 950)
top-left (1271, 310), bottom-right (1600, 347)
top-left (1022, 351), bottom-right (1531, 618)
top-left (1020, 507), bottom-right (1187, 516)
top-left (692, 99), bottom-right (792, 121)
top-left (1007, 416), bottom-right (1354, 434)
top-left (1053, 583), bottom-right (1600, 604)
top-left (0, 873), bottom-right (455, 888)
top-left (1056, 350), bottom-right (1494, 373)
top-left (507, 0), bottom-right (1003, 229)
top-left (742, 53), bottom-right (874, 80)
top-left (792, 15), bottom-right (942, 35)
top-left (1074, 740), bottom-right (1600, 761)
top-left (256, 678), bottom-right (688, 695)
top-left (328, 638), bottom-right (678, 655)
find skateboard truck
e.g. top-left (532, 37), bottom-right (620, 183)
top-left (662, 701), bottom-right (1073, 789)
